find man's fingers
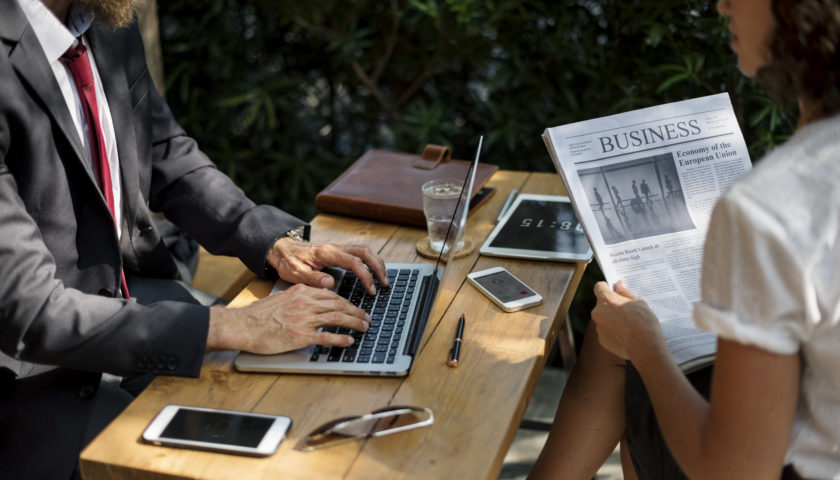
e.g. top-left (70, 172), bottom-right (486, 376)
top-left (315, 304), bottom-right (370, 332)
top-left (314, 331), bottom-right (356, 348)
top-left (346, 245), bottom-right (389, 287)
top-left (315, 246), bottom-right (381, 295)
top-left (326, 306), bottom-right (369, 330)
top-left (344, 256), bottom-right (378, 295)
top-left (315, 272), bottom-right (335, 289)
top-left (318, 244), bottom-right (387, 284)
top-left (275, 253), bottom-right (326, 287)
top-left (288, 289), bottom-right (369, 328)
top-left (313, 309), bottom-right (369, 336)
top-left (286, 270), bottom-right (336, 289)
top-left (269, 239), bottom-right (390, 294)
top-left (284, 284), bottom-right (358, 307)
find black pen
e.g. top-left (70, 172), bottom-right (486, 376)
top-left (447, 314), bottom-right (465, 368)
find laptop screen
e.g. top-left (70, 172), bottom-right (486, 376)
top-left (434, 135), bottom-right (483, 271)
top-left (403, 136), bottom-right (483, 357)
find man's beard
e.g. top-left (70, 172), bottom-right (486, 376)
top-left (77, 0), bottom-right (144, 27)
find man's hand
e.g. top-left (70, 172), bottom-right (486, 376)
top-left (589, 280), bottom-right (667, 361)
top-left (266, 237), bottom-right (389, 295)
top-left (207, 284), bottom-right (371, 354)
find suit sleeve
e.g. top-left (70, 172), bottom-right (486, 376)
top-left (0, 111), bottom-right (208, 378)
top-left (143, 83), bottom-right (305, 277)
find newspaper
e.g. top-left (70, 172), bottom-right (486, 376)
top-left (543, 93), bottom-right (752, 371)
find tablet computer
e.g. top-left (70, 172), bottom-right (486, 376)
top-left (479, 194), bottom-right (593, 262)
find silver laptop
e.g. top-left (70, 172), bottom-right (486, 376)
top-left (234, 137), bottom-right (483, 376)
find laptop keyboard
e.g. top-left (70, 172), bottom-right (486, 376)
top-left (309, 268), bottom-right (419, 365)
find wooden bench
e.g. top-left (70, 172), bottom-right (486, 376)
top-left (191, 247), bottom-right (256, 302)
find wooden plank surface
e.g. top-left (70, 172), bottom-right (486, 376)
top-left (192, 248), bottom-right (255, 302)
top-left (79, 171), bottom-right (586, 480)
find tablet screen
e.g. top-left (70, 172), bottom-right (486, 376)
top-left (480, 195), bottom-right (592, 262)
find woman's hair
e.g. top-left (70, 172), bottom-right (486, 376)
top-left (757, 0), bottom-right (840, 121)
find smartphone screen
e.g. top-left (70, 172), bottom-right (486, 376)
top-left (161, 409), bottom-right (276, 448)
top-left (468, 187), bottom-right (494, 212)
top-left (472, 270), bottom-right (537, 303)
top-left (143, 405), bottom-right (291, 456)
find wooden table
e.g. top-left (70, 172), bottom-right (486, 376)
top-left (80, 171), bottom-right (586, 480)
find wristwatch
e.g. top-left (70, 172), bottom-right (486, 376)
top-left (283, 225), bottom-right (307, 242)
top-left (263, 225), bottom-right (309, 279)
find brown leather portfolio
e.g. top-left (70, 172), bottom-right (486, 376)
top-left (315, 145), bottom-right (499, 227)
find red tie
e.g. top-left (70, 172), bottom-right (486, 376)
top-left (60, 41), bottom-right (130, 299)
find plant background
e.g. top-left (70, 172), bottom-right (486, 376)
top-left (158, 0), bottom-right (796, 346)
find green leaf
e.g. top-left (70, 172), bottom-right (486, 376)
top-left (656, 73), bottom-right (691, 93)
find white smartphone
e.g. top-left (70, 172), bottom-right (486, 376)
top-left (142, 405), bottom-right (292, 457)
top-left (467, 266), bottom-right (543, 312)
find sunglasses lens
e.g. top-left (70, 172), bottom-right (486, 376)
top-left (304, 428), bottom-right (355, 449)
top-left (304, 407), bottom-right (432, 450)
top-left (304, 416), bottom-right (359, 449)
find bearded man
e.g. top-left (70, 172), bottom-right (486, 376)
top-left (0, 1), bottom-right (389, 478)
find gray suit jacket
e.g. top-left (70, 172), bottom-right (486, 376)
top-left (0, 2), bottom-right (305, 477)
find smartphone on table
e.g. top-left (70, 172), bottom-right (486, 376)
top-left (142, 405), bottom-right (292, 457)
top-left (467, 266), bottom-right (543, 312)
top-left (468, 187), bottom-right (495, 212)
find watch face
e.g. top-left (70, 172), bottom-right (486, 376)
top-left (286, 226), bottom-right (306, 241)
top-left (489, 199), bottom-right (589, 254)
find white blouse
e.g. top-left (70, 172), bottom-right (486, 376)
top-left (694, 112), bottom-right (840, 479)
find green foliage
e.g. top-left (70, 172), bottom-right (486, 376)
top-left (158, 0), bottom-right (796, 222)
top-left (158, 1), bottom-right (797, 347)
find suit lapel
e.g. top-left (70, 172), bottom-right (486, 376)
top-left (0, 0), bottom-right (93, 181)
top-left (87, 22), bottom-right (142, 230)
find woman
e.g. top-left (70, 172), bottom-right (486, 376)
top-left (529, 0), bottom-right (840, 478)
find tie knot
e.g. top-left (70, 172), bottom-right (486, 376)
top-left (60, 41), bottom-right (94, 88)
top-left (61, 42), bottom-right (87, 62)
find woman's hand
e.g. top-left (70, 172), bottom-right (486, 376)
top-left (589, 280), bottom-right (667, 361)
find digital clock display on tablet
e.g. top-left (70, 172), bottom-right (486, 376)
top-left (480, 194), bottom-right (593, 262)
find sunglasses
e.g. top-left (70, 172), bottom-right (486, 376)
top-left (301, 405), bottom-right (434, 451)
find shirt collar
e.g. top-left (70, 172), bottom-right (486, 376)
top-left (16, 0), bottom-right (95, 62)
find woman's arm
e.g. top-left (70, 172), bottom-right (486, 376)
top-left (635, 336), bottom-right (799, 479)
top-left (592, 281), bottom-right (800, 480)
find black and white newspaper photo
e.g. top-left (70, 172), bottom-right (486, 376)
top-left (543, 93), bottom-right (752, 370)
